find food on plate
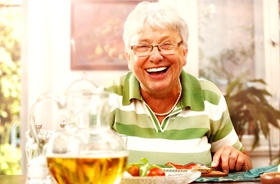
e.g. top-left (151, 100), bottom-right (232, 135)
top-left (127, 165), bottom-right (140, 176)
top-left (146, 167), bottom-right (166, 176)
top-left (126, 158), bottom-right (165, 177)
top-left (165, 162), bottom-right (213, 174)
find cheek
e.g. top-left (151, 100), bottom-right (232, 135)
top-left (127, 56), bottom-right (141, 71)
top-left (127, 55), bottom-right (146, 71)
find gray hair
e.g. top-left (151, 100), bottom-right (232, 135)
top-left (123, 1), bottom-right (189, 49)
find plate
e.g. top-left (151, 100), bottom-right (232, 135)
top-left (162, 168), bottom-right (193, 173)
top-left (120, 171), bottom-right (201, 184)
top-left (163, 168), bottom-right (228, 177)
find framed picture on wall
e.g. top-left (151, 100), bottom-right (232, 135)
top-left (70, 0), bottom-right (143, 70)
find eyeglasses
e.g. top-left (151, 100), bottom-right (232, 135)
top-left (130, 40), bottom-right (183, 57)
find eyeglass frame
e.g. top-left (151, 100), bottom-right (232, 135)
top-left (130, 40), bottom-right (183, 57)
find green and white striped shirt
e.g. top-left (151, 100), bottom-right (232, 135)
top-left (102, 70), bottom-right (244, 166)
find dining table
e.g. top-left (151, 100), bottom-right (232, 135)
top-left (0, 175), bottom-right (261, 184)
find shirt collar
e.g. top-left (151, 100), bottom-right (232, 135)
top-left (122, 72), bottom-right (142, 105)
top-left (180, 70), bottom-right (205, 111)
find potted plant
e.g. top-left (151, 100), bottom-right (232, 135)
top-left (200, 47), bottom-right (280, 164)
top-left (224, 78), bottom-right (280, 148)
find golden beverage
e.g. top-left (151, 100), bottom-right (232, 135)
top-left (47, 155), bottom-right (127, 184)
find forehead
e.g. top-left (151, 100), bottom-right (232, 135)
top-left (130, 25), bottom-right (181, 44)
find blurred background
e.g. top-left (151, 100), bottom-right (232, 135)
top-left (0, 0), bottom-right (279, 175)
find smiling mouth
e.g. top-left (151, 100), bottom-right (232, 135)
top-left (146, 67), bottom-right (169, 74)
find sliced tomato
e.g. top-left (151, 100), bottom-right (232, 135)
top-left (127, 165), bottom-right (140, 176)
top-left (146, 167), bottom-right (165, 176)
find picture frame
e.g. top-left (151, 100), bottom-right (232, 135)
top-left (70, 0), bottom-right (143, 70)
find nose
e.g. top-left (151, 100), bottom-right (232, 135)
top-left (149, 46), bottom-right (163, 62)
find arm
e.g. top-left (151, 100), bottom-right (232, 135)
top-left (211, 146), bottom-right (253, 173)
top-left (209, 92), bottom-right (253, 173)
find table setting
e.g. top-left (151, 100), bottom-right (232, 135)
top-left (0, 164), bottom-right (279, 184)
top-left (119, 162), bottom-right (279, 184)
top-left (18, 76), bottom-right (279, 184)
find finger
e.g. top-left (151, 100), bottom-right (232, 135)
top-left (235, 153), bottom-right (248, 171)
top-left (212, 148), bottom-right (224, 167)
top-left (228, 150), bottom-right (238, 171)
top-left (234, 155), bottom-right (244, 171)
top-left (242, 163), bottom-right (248, 171)
top-left (220, 147), bottom-right (232, 173)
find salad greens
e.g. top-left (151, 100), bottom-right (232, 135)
top-left (126, 157), bottom-right (162, 176)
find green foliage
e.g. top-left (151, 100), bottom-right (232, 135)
top-left (200, 44), bottom-right (280, 155)
top-left (0, 0), bottom-right (22, 175)
top-left (224, 78), bottom-right (280, 149)
top-left (0, 0), bottom-right (21, 143)
top-left (0, 144), bottom-right (21, 174)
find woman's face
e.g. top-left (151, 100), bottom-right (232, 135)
top-left (125, 26), bottom-right (188, 95)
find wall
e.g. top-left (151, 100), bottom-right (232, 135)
top-left (20, 0), bottom-right (127, 174)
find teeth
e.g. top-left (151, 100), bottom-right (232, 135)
top-left (146, 67), bottom-right (167, 72)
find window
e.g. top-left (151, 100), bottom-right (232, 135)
top-left (197, 0), bottom-right (279, 140)
top-left (0, 0), bottom-right (22, 175)
top-left (160, 0), bottom-right (280, 165)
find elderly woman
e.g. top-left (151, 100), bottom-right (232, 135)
top-left (102, 1), bottom-right (252, 173)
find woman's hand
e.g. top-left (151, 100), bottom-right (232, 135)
top-left (211, 146), bottom-right (253, 173)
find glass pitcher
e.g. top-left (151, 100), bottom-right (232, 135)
top-left (26, 75), bottom-right (98, 183)
top-left (26, 74), bottom-right (98, 165)
top-left (28, 90), bottom-right (128, 184)
top-left (44, 91), bottom-right (128, 184)
top-left (27, 75), bottom-right (128, 184)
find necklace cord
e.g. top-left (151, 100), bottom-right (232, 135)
top-left (144, 84), bottom-right (182, 116)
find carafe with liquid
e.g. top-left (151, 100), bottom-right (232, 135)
top-left (44, 91), bottom-right (128, 184)
top-left (27, 75), bottom-right (128, 184)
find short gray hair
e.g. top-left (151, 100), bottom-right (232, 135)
top-left (123, 1), bottom-right (189, 49)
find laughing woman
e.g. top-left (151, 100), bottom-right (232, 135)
top-left (100, 1), bottom-right (252, 173)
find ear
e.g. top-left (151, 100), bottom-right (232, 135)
top-left (125, 50), bottom-right (130, 61)
top-left (183, 45), bottom-right (188, 57)
top-left (182, 45), bottom-right (188, 66)
top-left (125, 50), bottom-right (132, 70)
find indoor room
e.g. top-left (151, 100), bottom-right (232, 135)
top-left (0, 0), bottom-right (279, 183)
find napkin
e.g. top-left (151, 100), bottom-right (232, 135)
top-left (195, 165), bottom-right (279, 182)
top-left (244, 164), bottom-right (279, 178)
top-left (195, 171), bottom-right (259, 182)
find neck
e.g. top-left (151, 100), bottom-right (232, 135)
top-left (143, 81), bottom-right (182, 117)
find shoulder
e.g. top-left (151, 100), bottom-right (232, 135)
top-left (181, 70), bottom-right (223, 97)
top-left (181, 71), bottom-right (224, 106)
top-left (197, 78), bottom-right (223, 96)
top-left (181, 71), bottom-right (222, 94)
top-left (101, 72), bottom-right (131, 94)
top-left (179, 71), bottom-right (225, 109)
top-left (100, 72), bottom-right (141, 105)
top-left (198, 78), bottom-right (225, 106)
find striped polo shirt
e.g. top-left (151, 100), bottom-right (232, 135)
top-left (102, 70), bottom-right (244, 166)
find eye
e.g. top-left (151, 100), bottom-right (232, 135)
top-left (160, 43), bottom-right (175, 50)
top-left (135, 45), bottom-right (151, 51)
